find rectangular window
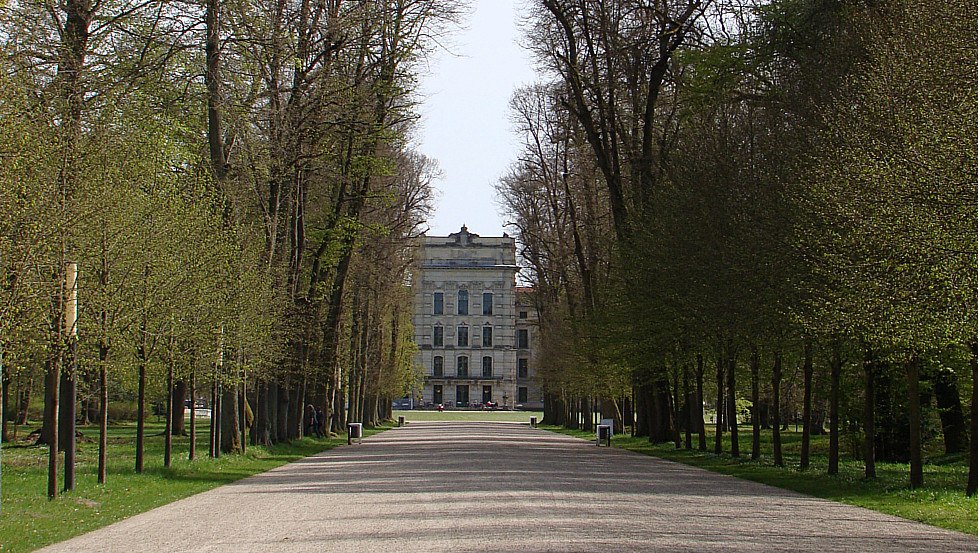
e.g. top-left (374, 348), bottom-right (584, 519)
top-left (518, 358), bottom-right (528, 379)
top-left (482, 356), bottom-right (493, 378)
top-left (457, 290), bottom-right (468, 315)
top-left (482, 326), bottom-right (493, 347)
top-left (457, 356), bottom-right (469, 378)
top-left (519, 311), bottom-right (528, 319)
top-left (483, 292), bottom-right (493, 315)
top-left (433, 292), bottom-right (444, 315)
top-left (517, 329), bottom-right (529, 349)
top-left (433, 326), bottom-right (443, 347)
top-left (457, 326), bottom-right (469, 347)
top-left (433, 356), bottom-right (443, 378)
top-left (518, 386), bottom-right (528, 404)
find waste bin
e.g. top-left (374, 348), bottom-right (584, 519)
top-left (397, 416), bottom-right (405, 427)
top-left (348, 422), bottom-right (363, 445)
top-left (597, 424), bottom-right (612, 447)
top-left (529, 416), bottom-right (537, 428)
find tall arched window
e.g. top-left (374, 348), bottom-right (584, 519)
top-left (457, 356), bottom-right (469, 377)
top-left (433, 356), bottom-right (443, 378)
top-left (482, 356), bottom-right (493, 378)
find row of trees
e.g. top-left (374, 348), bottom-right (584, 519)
top-left (1, 0), bottom-right (456, 498)
top-left (499, 0), bottom-right (976, 493)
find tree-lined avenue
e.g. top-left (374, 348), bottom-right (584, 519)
top-left (36, 422), bottom-right (976, 552)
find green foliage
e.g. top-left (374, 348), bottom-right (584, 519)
top-left (804, 0), bottom-right (978, 351)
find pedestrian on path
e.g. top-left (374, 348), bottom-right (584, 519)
top-left (306, 404), bottom-right (321, 438)
top-left (316, 407), bottom-right (326, 437)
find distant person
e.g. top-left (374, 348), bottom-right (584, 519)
top-left (306, 404), bottom-right (318, 437)
top-left (316, 407), bottom-right (326, 437)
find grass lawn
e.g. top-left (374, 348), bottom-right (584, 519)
top-left (393, 409), bottom-right (543, 423)
top-left (544, 424), bottom-right (978, 535)
top-left (0, 418), bottom-right (391, 553)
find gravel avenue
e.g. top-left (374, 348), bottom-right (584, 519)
top-left (36, 421), bottom-right (976, 552)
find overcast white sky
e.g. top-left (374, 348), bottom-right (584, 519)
top-left (415, 0), bottom-right (538, 238)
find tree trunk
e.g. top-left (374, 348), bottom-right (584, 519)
top-left (188, 368), bottom-right (196, 461)
top-left (61, 264), bottom-right (77, 495)
top-left (220, 384), bottom-right (241, 454)
top-left (634, 383), bottom-right (650, 437)
top-left (932, 367), bottom-right (966, 455)
top-left (967, 341), bottom-right (977, 496)
top-left (277, 381), bottom-right (290, 441)
top-left (800, 338), bottom-right (813, 471)
top-left (269, 381), bottom-right (280, 444)
top-left (714, 355), bottom-right (724, 455)
top-left (135, 328), bottom-right (147, 473)
top-left (671, 363), bottom-right (682, 448)
top-left (750, 347), bottom-right (760, 460)
top-left (165, 355), bottom-right (173, 468)
top-left (862, 345), bottom-right (876, 479)
top-left (771, 349), bottom-right (783, 467)
top-left (651, 380), bottom-right (671, 442)
top-left (287, 380), bottom-right (301, 440)
top-left (16, 375), bottom-right (31, 425)
top-left (828, 341), bottom-right (841, 476)
top-left (209, 379), bottom-right (219, 458)
top-left (906, 354), bottom-right (923, 489)
top-left (240, 378), bottom-right (247, 455)
top-left (205, 0), bottom-right (227, 180)
top-left (0, 347), bottom-right (3, 510)
top-left (333, 384), bottom-right (346, 435)
top-left (657, 379), bottom-right (673, 442)
top-left (683, 361), bottom-right (692, 450)
top-left (1, 363), bottom-right (9, 443)
top-left (44, 354), bottom-right (60, 498)
top-left (214, 383), bottom-right (222, 458)
top-left (695, 354), bottom-right (706, 451)
top-left (59, 354), bottom-right (77, 474)
top-left (255, 381), bottom-right (270, 445)
top-left (172, 380), bottom-right (187, 436)
top-left (726, 344), bottom-right (738, 458)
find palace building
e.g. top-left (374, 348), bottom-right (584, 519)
top-left (412, 226), bottom-right (541, 409)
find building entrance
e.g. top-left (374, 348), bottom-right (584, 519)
top-left (455, 385), bottom-right (469, 407)
top-left (433, 385), bottom-right (443, 406)
top-left (482, 385), bottom-right (493, 404)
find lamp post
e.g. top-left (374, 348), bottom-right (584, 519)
top-left (503, 394), bottom-right (508, 410)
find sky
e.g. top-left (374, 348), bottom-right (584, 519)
top-left (415, 0), bottom-right (538, 239)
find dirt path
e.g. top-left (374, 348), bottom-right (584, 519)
top-left (37, 421), bottom-right (976, 552)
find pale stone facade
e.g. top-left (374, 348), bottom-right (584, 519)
top-left (412, 226), bottom-right (542, 409)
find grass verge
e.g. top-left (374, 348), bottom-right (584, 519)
top-left (0, 419), bottom-right (390, 552)
top-left (543, 425), bottom-right (977, 535)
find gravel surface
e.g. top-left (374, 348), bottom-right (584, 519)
top-left (37, 421), bottom-right (977, 552)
